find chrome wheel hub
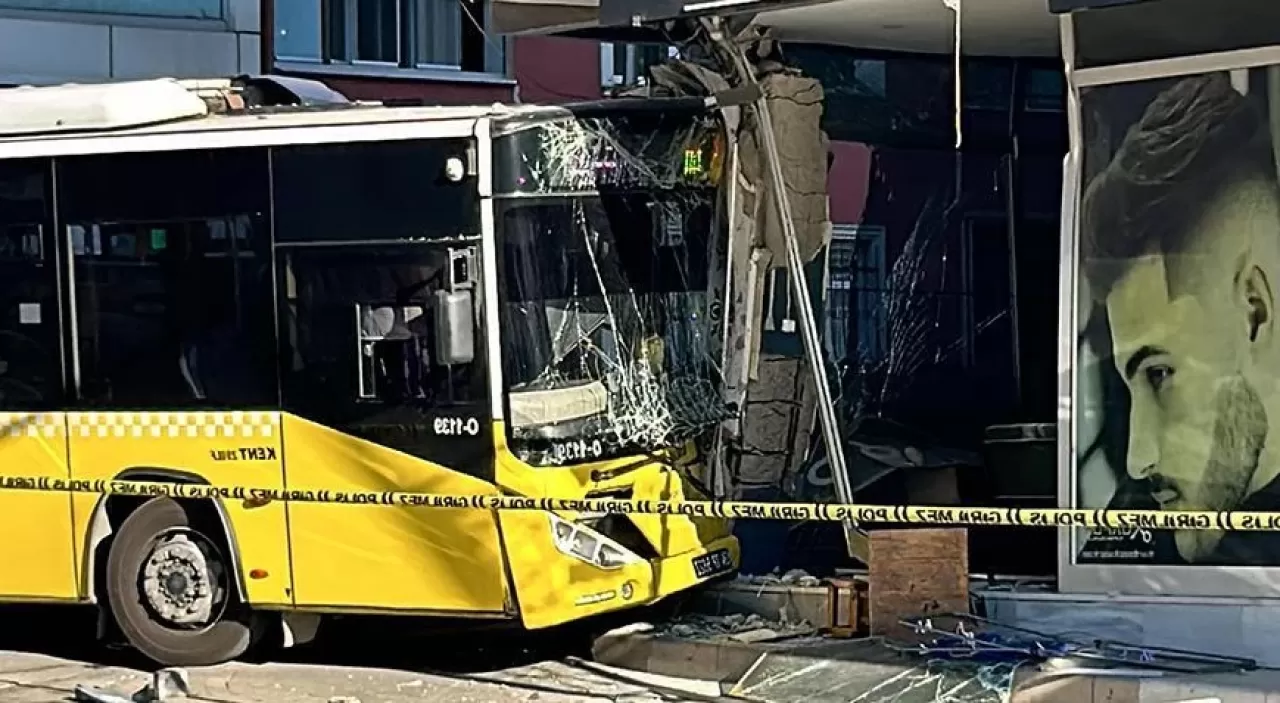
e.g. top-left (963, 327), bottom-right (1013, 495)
top-left (140, 532), bottom-right (224, 627)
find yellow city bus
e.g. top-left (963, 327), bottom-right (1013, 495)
top-left (0, 76), bottom-right (739, 666)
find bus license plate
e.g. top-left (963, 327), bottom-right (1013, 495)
top-left (692, 548), bottom-right (734, 579)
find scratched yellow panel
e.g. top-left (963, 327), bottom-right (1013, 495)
top-left (281, 415), bottom-right (509, 614)
top-left (0, 412), bottom-right (77, 600)
top-left (67, 411), bottom-right (293, 606)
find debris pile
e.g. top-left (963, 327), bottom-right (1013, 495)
top-left (653, 612), bottom-right (816, 643)
top-left (736, 569), bottom-right (823, 587)
top-left (900, 612), bottom-right (1257, 676)
top-left (74, 668), bottom-right (190, 703)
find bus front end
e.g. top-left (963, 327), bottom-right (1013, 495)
top-left (489, 102), bottom-right (740, 627)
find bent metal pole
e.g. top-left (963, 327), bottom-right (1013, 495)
top-left (711, 19), bottom-right (863, 560)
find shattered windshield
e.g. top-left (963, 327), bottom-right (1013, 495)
top-left (494, 110), bottom-right (728, 467)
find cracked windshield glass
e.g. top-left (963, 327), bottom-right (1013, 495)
top-left (494, 109), bottom-right (729, 467)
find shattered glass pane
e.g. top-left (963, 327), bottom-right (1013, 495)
top-left (493, 112), bottom-right (730, 466)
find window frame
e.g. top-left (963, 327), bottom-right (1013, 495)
top-left (599, 41), bottom-right (678, 89)
top-left (327, 0), bottom-right (403, 67)
top-left (275, 0), bottom-right (511, 84)
top-left (824, 224), bottom-right (887, 367)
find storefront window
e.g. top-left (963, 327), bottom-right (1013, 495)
top-left (1075, 66), bottom-right (1280, 566)
top-left (1071, 0), bottom-right (1280, 69)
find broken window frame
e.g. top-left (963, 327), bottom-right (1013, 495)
top-left (490, 110), bottom-right (730, 467)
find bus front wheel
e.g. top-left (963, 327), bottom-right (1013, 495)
top-left (105, 497), bottom-right (262, 666)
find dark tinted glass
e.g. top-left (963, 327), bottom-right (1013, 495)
top-left (57, 148), bottom-right (277, 408)
top-left (784, 44), bottom-right (1065, 152)
top-left (1073, 0), bottom-right (1280, 68)
top-left (272, 139), bottom-right (479, 244)
top-left (0, 159), bottom-right (61, 410)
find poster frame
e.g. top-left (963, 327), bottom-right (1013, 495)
top-left (1057, 14), bottom-right (1280, 597)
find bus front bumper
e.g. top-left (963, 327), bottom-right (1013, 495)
top-left (645, 534), bottom-right (741, 598)
top-left (514, 531), bottom-right (741, 629)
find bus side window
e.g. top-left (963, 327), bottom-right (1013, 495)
top-left (271, 139), bottom-right (490, 475)
top-left (276, 246), bottom-right (485, 418)
top-left (0, 158), bottom-right (60, 411)
top-left (56, 148), bottom-right (278, 409)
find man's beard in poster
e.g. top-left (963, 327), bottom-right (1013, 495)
top-left (1082, 375), bottom-right (1268, 564)
top-left (1167, 375), bottom-right (1267, 561)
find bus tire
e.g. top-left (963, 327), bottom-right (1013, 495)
top-left (105, 497), bottom-right (261, 666)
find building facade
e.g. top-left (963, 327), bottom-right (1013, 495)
top-left (268, 0), bottom-right (614, 104)
top-left (0, 0), bottom-right (261, 85)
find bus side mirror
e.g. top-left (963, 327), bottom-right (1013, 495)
top-left (433, 288), bottom-right (475, 366)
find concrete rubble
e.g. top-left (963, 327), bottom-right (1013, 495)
top-left (738, 569), bottom-right (824, 587)
top-left (582, 574), bottom-right (1280, 702)
top-left (692, 572), bottom-right (832, 628)
top-left (656, 612), bottom-right (815, 642)
top-left (597, 610), bottom-right (1280, 702)
top-left (74, 668), bottom-right (190, 703)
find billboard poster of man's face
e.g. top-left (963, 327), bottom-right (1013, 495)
top-left (1077, 69), bottom-right (1280, 566)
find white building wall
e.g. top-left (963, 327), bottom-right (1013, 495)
top-left (0, 0), bottom-right (259, 86)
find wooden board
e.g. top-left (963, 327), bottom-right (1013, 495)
top-left (821, 576), bottom-right (869, 637)
top-left (867, 528), bottom-right (969, 638)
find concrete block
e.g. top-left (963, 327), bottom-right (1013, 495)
top-left (1144, 603), bottom-right (1244, 659)
top-left (1140, 677), bottom-right (1265, 703)
top-left (591, 631), bottom-right (764, 684)
top-left (1011, 675), bottom-right (1098, 703)
top-left (735, 452), bottom-right (787, 486)
top-left (742, 403), bottom-right (797, 452)
top-left (984, 594), bottom-right (1145, 644)
top-left (747, 356), bottom-right (804, 402)
top-left (1241, 603), bottom-right (1280, 665)
top-left (868, 528), bottom-right (968, 638)
top-left (569, 658), bottom-right (726, 700)
top-left (591, 629), bottom-right (654, 672)
top-left (1011, 670), bottom-right (1140, 703)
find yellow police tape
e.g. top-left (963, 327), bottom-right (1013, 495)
top-left (3, 475), bottom-right (1276, 532)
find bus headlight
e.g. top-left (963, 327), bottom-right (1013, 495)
top-left (548, 514), bottom-right (643, 570)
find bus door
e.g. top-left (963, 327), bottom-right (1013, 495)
top-left (0, 157), bottom-right (77, 600)
top-left (271, 139), bottom-right (511, 615)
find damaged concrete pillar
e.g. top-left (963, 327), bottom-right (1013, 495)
top-left (651, 55), bottom-right (833, 500)
top-left (737, 354), bottom-right (819, 492)
top-left (738, 69), bottom-right (832, 272)
top-left (732, 68), bottom-right (832, 495)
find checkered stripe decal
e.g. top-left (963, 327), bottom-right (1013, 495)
top-left (0, 413), bottom-right (63, 438)
top-left (67, 412), bottom-right (280, 439)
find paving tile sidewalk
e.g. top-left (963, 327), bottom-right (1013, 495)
top-left (0, 649), bottom-right (711, 703)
